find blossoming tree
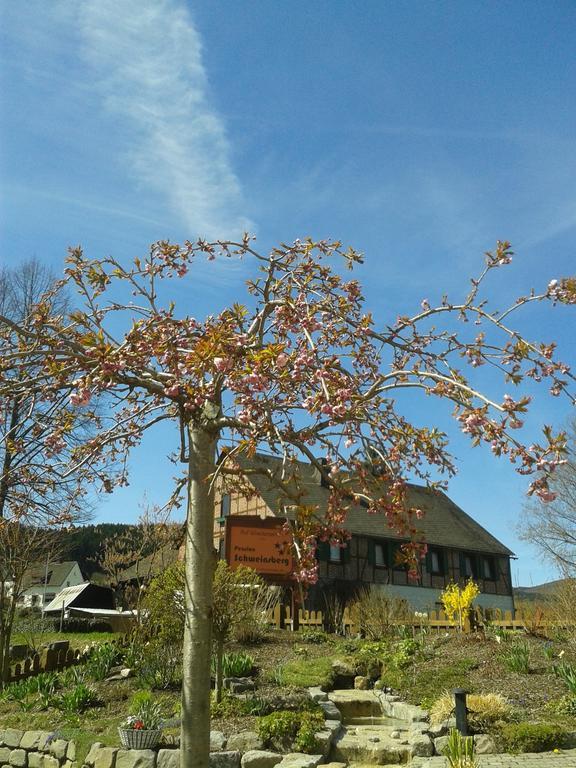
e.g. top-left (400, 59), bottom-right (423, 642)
top-left (0, 237), bottom-right (574, 768)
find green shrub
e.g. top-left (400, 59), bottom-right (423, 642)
top-left (86, 643), bottom-right (123, 681)
top-left (28, 671), bottom-right (60, 695)
top-left (542, 642), bottom-right (555, 661)
top-left (299, 629), bottom-right (330, 644)
top-left (211, 691), bottom-right (249, 719)
top-left (499, 722), bottom-right (568, 753)
top-left (137, 641), bottom-right (182, 690)
top-left (443, 728), bottom-right (478, 768)
top-left (258, 710), bottom-right (324, 753)
top-left (354, 641), bottom-right (388, 677)
top-left (389, 637), bottom-right (422, 669)
top-left (547, 695), bottom-right (576, 717)
top-left (54, 683), bottom-right (101, 714)
top-left (212, 651), bottom-right (255, 678)
top-left (501, 642), bottom-right (530, 673)
top-left (554, 661), bottom-right (576, 695)
top-left (1, 680), bottom-right (34, 711)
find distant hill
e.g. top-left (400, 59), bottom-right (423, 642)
top-left (514, 578), bottom-right (571, 603)
top-left (59, 523), bottom-right (139, 580)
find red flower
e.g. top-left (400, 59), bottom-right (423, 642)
top-left (133, 720), bottom-right (144, 730)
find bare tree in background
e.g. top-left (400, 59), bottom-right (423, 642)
top-left (98, 501), bottom-right (182, 612)
top-left (0, 260), bottom-right (95, 685)
top-left (521, 418), bottom-right (576, 577)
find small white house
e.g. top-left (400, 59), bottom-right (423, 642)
top-left (18, 561), bottom-right (85, 609)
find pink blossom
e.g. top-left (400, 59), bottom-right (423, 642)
top-left (276, 353), bottom-right (289, 368)
top-left (535, 488), bottom-right (557, 503)
top-left (70, 389), bottom-right (91, 407)
top-left (214, 357), bottom-right (229, 372)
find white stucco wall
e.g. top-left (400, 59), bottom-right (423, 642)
top-left (372, 583), bottom-right (515, 615)
top-left (20, 563), bottom-right (85, 607)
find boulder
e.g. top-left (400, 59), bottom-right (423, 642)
top-left (86, 747), bottom-right (117, 768)
top-left (210, 733), bottom-right (227, 753)
top-left (27, 753), bottom-right (44, 768)
top-left (318, 701), bottom-right (341, 722)
top-left (331, 660), bottom-right (356, 677)
top-left (223, 678), bottom-right (255, 694)
top-left (115, 750), bottom-right (156, 768)
top-left (120, 669), bottom-right (134, 678)
top-left (210, 753), bottom-right (241, 768)
top-left (226, 733), bottom-right (263, 753)
top-left (409, 733), bottom-right (434, 757)
top-left (42, 757), bottom-right (59, 768)
top-left (0, 748), bottom-right (12, 764)
top-left (354, 676), bottom-right (369, 690)
top-left (322, 721), bottom-right (342, 737)
top-left (83, 744), bottom-right (104, 767)
top-left (427, 722), bottom-right (448, 738)
top-left (49, 740), bottom-right (68, 761)
top-left (157, 751), bottom-right (179, 768)
top-left (1, 732), bottom-right (24, 749)
top-left (9, 750), bottom-right (27, 768)
top-left (307, 688), bottom-right (327, 703)
top-left (433, 735), bottom-right (449, 756)
top-left (473, 734), bottom-right (497, 754)
top-left (312, 730), bottom-right (332, 758)
top-left (276, 754), bottom-right (323, 768)
top-left (240, 751), bottom-right (282, 768)
top-left (19, 734), bottom-right (44, 751)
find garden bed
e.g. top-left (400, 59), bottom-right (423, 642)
top-left (1, 626), bottom-right (576, 760)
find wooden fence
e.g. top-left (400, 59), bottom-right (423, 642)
top-left (266, 604), bottom-right (545, 634)
top-left (7, 646), bottom-right (83, 683)
top-left (6, 635), bottom-right (130, 684)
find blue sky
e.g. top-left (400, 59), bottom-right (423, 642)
top-left (1, 0), bottom-right (575, 587)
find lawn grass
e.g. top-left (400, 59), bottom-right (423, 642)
top-left (10, 631), bottom-right (120, 650)
top-left (277, 656), bottom-right (335, 688)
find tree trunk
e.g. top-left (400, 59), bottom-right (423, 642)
top-left (216, 638), bottom-right (224, 704)
top-left (180, 424), bottom-right (217, 768)
top-left (0, 396), bottom-right (20, 519)
top-left (0, 588), bottom-right (17, 688)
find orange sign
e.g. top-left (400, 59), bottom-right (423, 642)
top-left (226, 516), bottom-right (293, 578)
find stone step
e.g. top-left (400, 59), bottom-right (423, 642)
top-left (330, 725), bottom-right (411, 765)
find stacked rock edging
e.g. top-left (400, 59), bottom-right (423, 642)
top-left (2, 688), bottom-right (502, 768)
top-left (0, 729), bottom-right (77, 768)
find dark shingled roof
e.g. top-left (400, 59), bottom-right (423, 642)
top-left (233, 453), bottom-right (515, 557)
top-left (23, 561), bottom-right (80, 589)
top-left (118, 546), bottom-right (181, 583)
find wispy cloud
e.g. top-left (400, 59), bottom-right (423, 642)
top-left (65, 0), bottom-right (251, 239)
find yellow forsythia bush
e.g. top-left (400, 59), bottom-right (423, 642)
top-left (440, 579), bottom-right (480, 631)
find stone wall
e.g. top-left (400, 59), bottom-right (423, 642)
top-left (0, 730), bottom-right (76, 768)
